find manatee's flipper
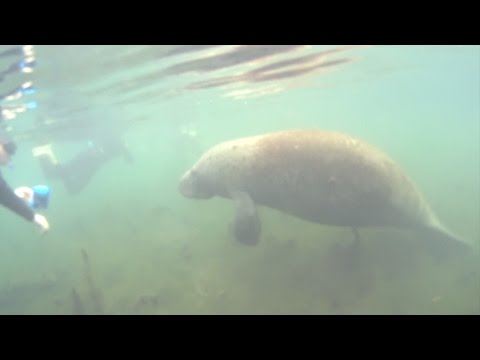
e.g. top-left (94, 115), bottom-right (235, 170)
top-left (416, 225), bottom-right (474, 262)
top-left (229, 190), bottom-right (261, 246)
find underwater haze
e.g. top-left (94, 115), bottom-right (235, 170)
top-left (0, 45), bottom-right (478, 315)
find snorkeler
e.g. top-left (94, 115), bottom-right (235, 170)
top-left (33, 126), bottom-right (133, 195)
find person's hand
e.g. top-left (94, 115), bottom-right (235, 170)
top-left (33, 213), bottom-right (50, 234)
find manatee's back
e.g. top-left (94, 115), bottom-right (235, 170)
top-left (226, 129), bottom-right (435, 229)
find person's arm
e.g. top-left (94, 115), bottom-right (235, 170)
top-left (0, 175), bottom-right (49, 233)
top-left (0, 174), bottom-right (35, 221)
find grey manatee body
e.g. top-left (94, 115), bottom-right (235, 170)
top-left (178, 129), bottom-right (472, 256)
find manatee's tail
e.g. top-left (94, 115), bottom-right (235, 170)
top-left (417, 224), bottom-right (474, 262)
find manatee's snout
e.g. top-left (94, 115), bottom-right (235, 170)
top-left (178, 168), bottom-right (214, 199)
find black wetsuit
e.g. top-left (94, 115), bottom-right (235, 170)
top-left (37, 132), bottom-right (133, 195)
top-left (0, 171), bottom-right (34, 221)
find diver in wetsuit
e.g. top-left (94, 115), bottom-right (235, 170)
top-left (0, 131), bottom-right (49, 233)
top-left (29, 103), bottom-right (134, 195)
top-left (35, 128), bottom-right (133, 195)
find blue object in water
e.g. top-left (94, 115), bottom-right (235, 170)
top-left (22, 87), bottom-right (36, 95)
top-left (26, 101), bottom-right (37, 109)
top-left (32, 185), bottom-right (50, 209)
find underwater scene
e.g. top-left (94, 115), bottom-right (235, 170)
top-left (0, 45), bottom-right (478, 315)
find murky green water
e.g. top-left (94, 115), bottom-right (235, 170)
top-left (0, 45), bottom-right (478, 314)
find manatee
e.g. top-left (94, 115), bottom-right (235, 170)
top-left (178, 129), bottom-right (472, 257)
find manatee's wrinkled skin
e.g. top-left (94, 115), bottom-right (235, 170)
top-left (179, 129), bottom-right (470, 254)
